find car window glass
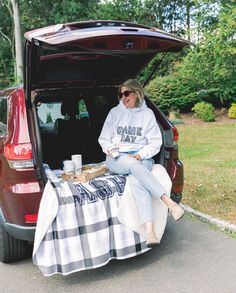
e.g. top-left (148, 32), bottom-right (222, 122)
top-left (0, 97), bottom-right (7, 137)
top-left (79, 99), bottom-right (89, 118)
top-left (37, 102), bottom-right (62, 124)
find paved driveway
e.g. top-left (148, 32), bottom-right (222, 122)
top-left (1, 216), bottom-right (236, 293)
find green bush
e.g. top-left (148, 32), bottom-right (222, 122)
top-left (192, 102), bottom-right (215, 122)
top-left (146, 75), bottom-right (202, 114)
top-left (228, 103), bottom-right (236, 119)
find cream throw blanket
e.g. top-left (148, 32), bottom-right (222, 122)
top-left (117, 164), bottom-right (172, 241)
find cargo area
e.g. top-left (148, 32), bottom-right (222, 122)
top-left (33, 87), bottom-right (168, 173)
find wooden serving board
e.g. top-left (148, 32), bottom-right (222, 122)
top-left (62, 164), bottom-right (107, 183)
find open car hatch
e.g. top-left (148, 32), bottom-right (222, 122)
top-left (24, 20), bottom-right (190, 95)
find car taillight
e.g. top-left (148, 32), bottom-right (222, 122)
top-left (24, 213), bottom-right (38, 224)
top-left (173, 184), bottom-right (183, 193)
top-left (4, 143), bottom-right (34, 169)
top-left (172, 126), bottom-right (179, 141)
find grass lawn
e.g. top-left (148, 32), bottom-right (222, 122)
top-left (177, 116), bottom-right (236, 224)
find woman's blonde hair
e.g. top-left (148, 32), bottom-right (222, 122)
top-left (118, 79), bottom-right (145, 107)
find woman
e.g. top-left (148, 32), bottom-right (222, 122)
top-left (98, 79), bottom-right (184, 247)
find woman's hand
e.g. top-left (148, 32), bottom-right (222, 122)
top-left (106, 149), bottom-right (113, 157)
top-left (105, 148), bottom-right (119, 158)
top-left (129, 154), bottom-right (141, 161)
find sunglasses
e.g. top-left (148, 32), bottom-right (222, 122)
top-left (118, 90), bottom-right (134, 99)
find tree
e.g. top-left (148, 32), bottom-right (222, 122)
top-left (11, 0), bottom-right (23, 82)
top-left (0, 0), bottom-right (231, 95)
top-left (0, 1), bottom-right (15, 87)
top-left (93, 0), bottom-right (146, 23)
top-left (20, 0), bottom-right (100, 30)
top-left (0, 0), bottom-right (23, 85)
top-left (146, 1), bottom-right (236, 112)
top-left (46, 112), bottom-right (53, 123)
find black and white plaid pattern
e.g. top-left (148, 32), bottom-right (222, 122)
top-left (33, 165), bottom-right (149, 276)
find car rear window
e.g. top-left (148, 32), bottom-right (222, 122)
top-left (37, 102), bottom-right (62, 124)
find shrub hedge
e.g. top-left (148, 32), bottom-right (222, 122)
top-left (192, 102), bottom-right (215, 122)
top-left (228, 103), bottom-right (236, 119)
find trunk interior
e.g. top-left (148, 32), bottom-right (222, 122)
top-left (32, 87), bottom-right (167, 175)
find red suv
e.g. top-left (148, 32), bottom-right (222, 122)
top-left (0, 20), bottom-right (189, 263)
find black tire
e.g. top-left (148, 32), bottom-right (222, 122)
top-left (0, 223), bottom-right (29, 263)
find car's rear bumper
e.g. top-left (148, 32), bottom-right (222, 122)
top-left (4, 222), bottom-right (35, 242)
top-left (0, 209), bottom-right (35, 242)
top-left (171, 192), bottom-right (182, 204)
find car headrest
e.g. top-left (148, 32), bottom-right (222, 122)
top-left (61, 100), bottom-right (78, 117)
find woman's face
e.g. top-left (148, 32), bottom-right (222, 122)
top-left (120, 86), bottom-right (138, 109)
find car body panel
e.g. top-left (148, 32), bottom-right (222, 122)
top-left (6, 88), bottom-right (31, 144)
top-left (24, 20), bottom-right (189, 47)
top-left (0, 88), bottom-right (42, 231)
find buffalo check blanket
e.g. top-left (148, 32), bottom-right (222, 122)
top-left (33, 165), bottom-right (151, 276)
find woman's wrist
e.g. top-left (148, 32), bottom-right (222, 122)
top-left (129, 154), bottom-right (141, 161)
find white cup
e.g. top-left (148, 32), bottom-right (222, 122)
top-left (63, 160), bottom-right (75, 175)
top-left (71, 154), bottom-right (82, 175)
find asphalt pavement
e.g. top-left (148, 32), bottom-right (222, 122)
top-left (1, 215), bottom-right (236, 293)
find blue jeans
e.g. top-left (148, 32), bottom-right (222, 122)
top-left (106, 153), bottom-right (167, 223)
